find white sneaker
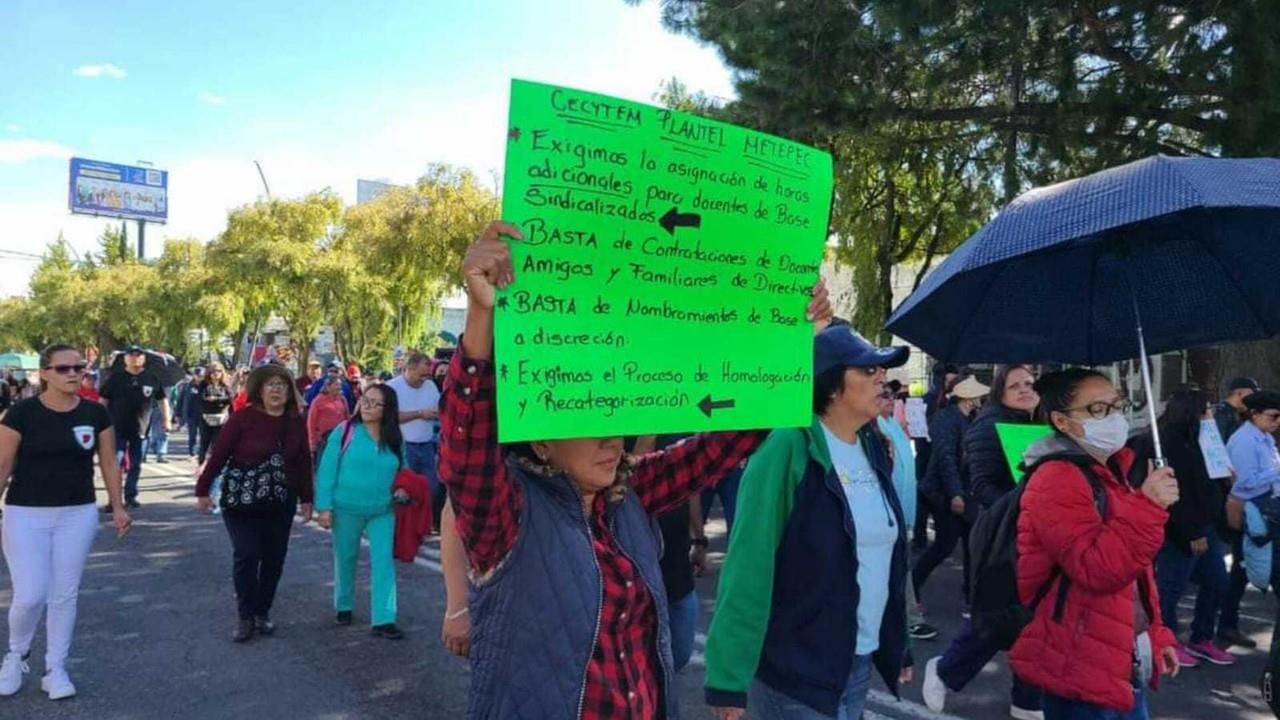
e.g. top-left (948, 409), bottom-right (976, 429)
top-left (41, 667), bottom-right (75, 700)
top-left (1010, 705), bottom-right (1045, 720)
top-left (923, 656), bottom-right (947, 713)
top-left (0, 652), bottom-right (28, 696)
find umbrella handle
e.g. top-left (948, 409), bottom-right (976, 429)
top-left (1131, 288), bottom-right (1166, 467)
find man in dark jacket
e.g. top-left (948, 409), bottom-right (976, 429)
top-left (914, 376), bottom-right (988, 604)
top-left (913, 362), bottom-right (960, 549)
top-left (1215, 376), bottom-right (1258, 443)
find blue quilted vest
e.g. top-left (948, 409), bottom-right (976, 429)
top-left (467, 459), bottom-right (676, 719)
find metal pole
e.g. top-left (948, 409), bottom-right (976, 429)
top-left (1131, 291), bottom-right (1166, 467)
top-left (254, 161), bottom-right (272, 199)
top-left (137, 219), bottom-right (146, 260)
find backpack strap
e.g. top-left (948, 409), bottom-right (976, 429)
top-left (1024, 453), bottom-right (1111, 621)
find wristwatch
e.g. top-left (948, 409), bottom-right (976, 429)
top-left (691, 537), bottom-right (709, 548)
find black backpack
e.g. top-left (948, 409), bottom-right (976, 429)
top-left (967, 453), bottom-right (1110, 650)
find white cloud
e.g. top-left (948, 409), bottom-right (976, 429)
top-left (4, 123), bottom-right (21, 133)
top-left (0, 139), bottom-right (74, 165)
top-left (73, 63), bottom-right (127, 79)
top-left (200, 93), bottom-right (227, 106)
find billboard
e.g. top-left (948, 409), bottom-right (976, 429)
top-left (68, 157), bottom-right (168, 223)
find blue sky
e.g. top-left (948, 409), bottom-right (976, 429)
top-left (0, 0), bottom-right (736, 295)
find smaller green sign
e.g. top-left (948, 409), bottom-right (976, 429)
top-left (995, 423), bottom-right (1056, 483)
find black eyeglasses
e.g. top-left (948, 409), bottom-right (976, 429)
top-left (1064, 398), bottom-right (1132, 419)
top-left (45, 364), bottom-right (88, 375)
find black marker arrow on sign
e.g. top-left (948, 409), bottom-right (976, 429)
top-left (659, 206), bottom-right (702, 235)
top-left (698, 394), bottom-right (736, 418)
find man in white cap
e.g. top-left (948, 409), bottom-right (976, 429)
top-left (913, 375), bottom-right (989, 611)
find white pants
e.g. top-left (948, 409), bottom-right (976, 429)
top-left (2, 503), bottom-right (99, 670)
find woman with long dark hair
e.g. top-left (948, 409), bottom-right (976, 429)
top-left (315, 383), bottom-right (407, 639)
top-left (196, 362), bottom-right (234, 465)
top-left (1135, 386), bottom-right (1236, 668)
top-left (0, 344), bottom-right (131, 699)
top-left (195, 364), bottom-right (313, 643)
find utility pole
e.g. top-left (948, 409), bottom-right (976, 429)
top-left (137, 219), bottom-right (146, 260)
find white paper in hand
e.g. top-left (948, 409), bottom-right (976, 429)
top-left (1199, 419), bottom-right (1233, 479)
top-left (906, 397), bottom-right (930, 440)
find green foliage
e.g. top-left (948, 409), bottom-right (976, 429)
top-left (1, 164), bottom-right (496, 372)
top-left (640, 0), bottom-right (1278, 337)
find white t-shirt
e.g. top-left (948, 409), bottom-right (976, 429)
top-left (386, 375), bottom-right (440, 443)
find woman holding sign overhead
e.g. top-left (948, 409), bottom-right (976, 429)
top-left (438, 221), bottom-right (832, 720)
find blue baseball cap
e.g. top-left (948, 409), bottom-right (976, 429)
top-left (814, 325), bottom-right (909, 374)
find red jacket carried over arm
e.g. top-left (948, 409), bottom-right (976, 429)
top-left (1009, 448), bottom-right (1173, 712)
top-left (392, 469), bottom-right (432, 562)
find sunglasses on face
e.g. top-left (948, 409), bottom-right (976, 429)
top-left (46, 364), bottom-right (87, 375)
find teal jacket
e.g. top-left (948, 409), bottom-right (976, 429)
top-left (314, 422), bottom-right (399, 514)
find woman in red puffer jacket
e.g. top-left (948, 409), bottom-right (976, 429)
top-left (1011, 369), bottom-right (1181, 720)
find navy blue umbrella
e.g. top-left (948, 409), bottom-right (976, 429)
top-left (885, 155), bottom-right (1280, 458)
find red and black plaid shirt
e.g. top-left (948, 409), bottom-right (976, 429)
top-left (439, 352), bottom-right (764, 719)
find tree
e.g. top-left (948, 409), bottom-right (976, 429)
top-left (209, 192), bottom-right (342, 370)
top-left (337, 164), bottom-right (498, 354)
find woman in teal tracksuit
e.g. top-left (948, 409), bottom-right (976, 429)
top-left (315, 383), bottom-right (407, 639)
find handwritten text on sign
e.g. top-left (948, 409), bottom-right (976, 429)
top-left (495, 80), bottom-right (833, 442)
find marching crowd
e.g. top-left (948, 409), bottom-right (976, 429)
top-left (0, 219), bottom-right (1275, 720)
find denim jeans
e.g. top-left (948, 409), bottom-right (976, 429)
top-left (1155, 531), bottom-right (1229, 644)
top-left (750, 655), bottom-right (873, 719)
top-left (148, 412), bottom-right (169, 459)
top-left (1043, 689), bottom-right (1148, 720)
top-left (668, 590), bottom-right (698, 672)
top-left (938, 618), bottom-right (1041, 710)
top-left (405, 441), bottom-right (444, 527)
top-left (117, 434), bottom-right (145, 503)
top-left (700, 467), bottom-right (742, 535)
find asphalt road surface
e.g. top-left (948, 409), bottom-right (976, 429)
top-left (1, 434), bottom-right (1275, 719)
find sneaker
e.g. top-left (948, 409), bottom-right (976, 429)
top-left (126, 500), bottom-right (142, 509)
top-left (40, 667), bottom-right (75, 700)
top-left (253, 616), bottom-right (275, 636)
top-left (1010, 706), bottom-right (1044, 720)
top-left (371, 623), bottom-right (405, 640)
top-left (909, 623), bottom-right (940, 640)
top-left (156, 457), bottom-right (169, 464)
top-left (1172, 643), bottom-right (1200, 668)
top-left (1187, 640), bottom-right (1236, 666)
top-left (1216, 627), bottom-right (1258, 650)
top-left (233, 619), bottom-right (255, 643)
top-left (961, 605), bottom-right (971, 619)
top-left (335, 611), bottom-right (353, 626)
top-left (922, 656), bottom-right (947, 713)
top-left (0, 652), bottom-right (29, 696)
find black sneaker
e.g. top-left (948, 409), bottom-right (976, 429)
top-left (126, 500), bottom-right (142, 509)
top-left (156, 457), bottom-right (169, 464)
top-left (335, 611), bottom-right (353, 626)
top-left (371, 624), bottom-right (404, 640)
top-left (910, 623), bottom-right (940, 640)
top-left (1216, 627), bottom-right (1258, 650)
top-left (233, 620), bottom-right (255, 643)
top-left (253, 616), bottom-right (275, 636)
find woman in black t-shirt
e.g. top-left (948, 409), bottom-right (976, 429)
top-left (0, 344), bottom-right (132, 701)
top-left (196, 362), bottom-right (234, 465)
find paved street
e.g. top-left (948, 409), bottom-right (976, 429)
top-left (1, 433), bottom-right (1276, 719)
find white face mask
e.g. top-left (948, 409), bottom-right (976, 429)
top-left (1079, 413), bottom-right (1130, 458)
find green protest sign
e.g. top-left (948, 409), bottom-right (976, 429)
top-left (995, 423), bottom-right (1056, 483)
top-left (495, 80), bottom-right (834, 442)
